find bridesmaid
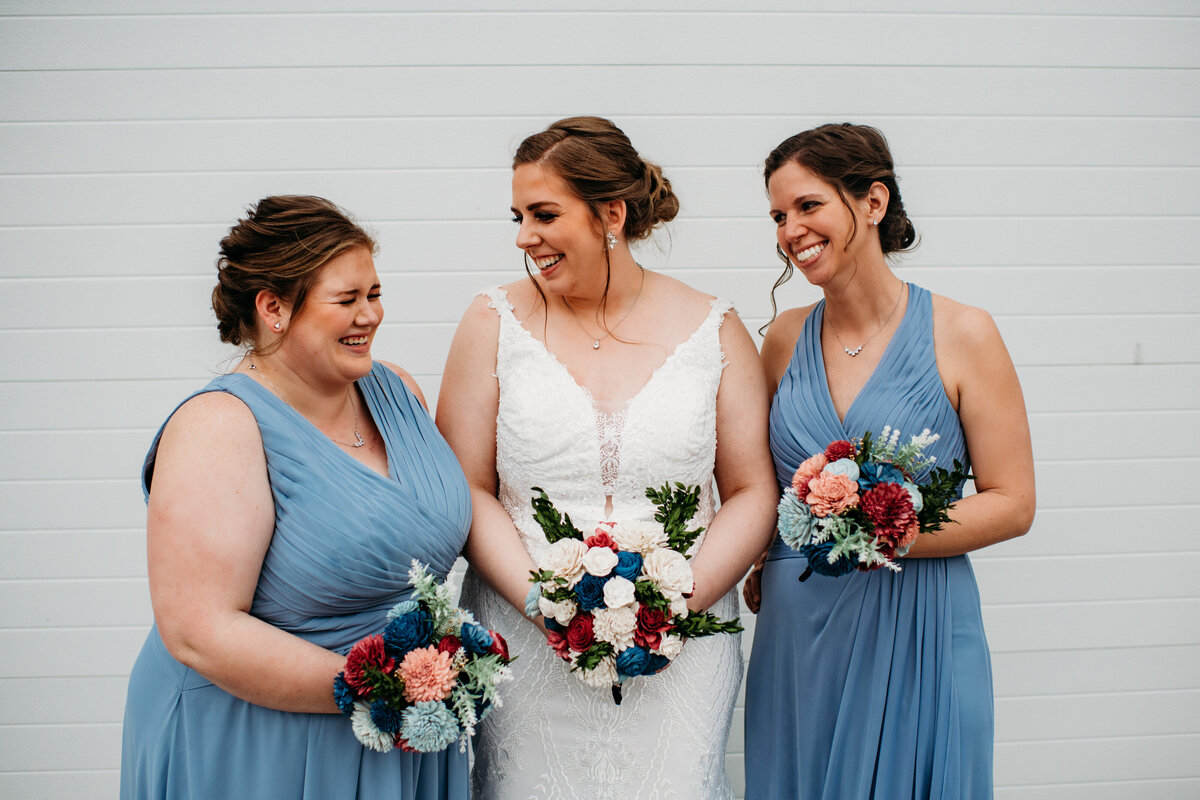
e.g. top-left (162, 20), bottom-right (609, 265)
top-left (743, 124), bottom-right (1035, 799)
top-left (121, 196), bottom-right (471, 799)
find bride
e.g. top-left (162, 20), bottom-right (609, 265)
top-left (436, 117), bottom-right (778, 800)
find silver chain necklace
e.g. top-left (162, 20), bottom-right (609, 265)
top-left (825, 282), bottom-right (905, 358)
top-left (248, 359), bottom-right (365, 447)
top-left (561, 266), bottom-right (646, 350)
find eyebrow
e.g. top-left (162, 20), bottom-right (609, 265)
top-left (332, 284), bottom-right (381, 295)
top-left (511, 200), bottom-right (560, 213)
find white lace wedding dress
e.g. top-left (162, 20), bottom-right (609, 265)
top-left (459, 286), bottom-right (742, 800)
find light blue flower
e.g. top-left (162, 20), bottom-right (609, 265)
top-left (778, 492), bottom-right (819, 550)
top-left (399, 701), bottom-right (460, 752)
top-left (824, 458), bottom-right (860, 482)
top-left (386, 600), bottom-right (420, 621)
top-left (902, 482), bottom-right (924, 513)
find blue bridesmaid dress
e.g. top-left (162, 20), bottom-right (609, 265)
top-left (744, 285), bottom-right (994, 799)
top-left (121, 363), bottom-right (472, 800)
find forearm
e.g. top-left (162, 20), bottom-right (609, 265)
top-left (463, 488), bottom-right (541, 616)
top-left (685, 483), bottom-right (779, 611)
top-left (903, 487), bottom-right (1034, 559)
top-left (159, 610), bottom-right (345, 714)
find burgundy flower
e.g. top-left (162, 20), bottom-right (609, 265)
top-left (824, 440), bottom-right (857, 462)
top-left (861, 482), bottom-right (918, 540)
top-left (436, 635), bottom-right (461, 657)
top-left (546, 629), bottom-right (571, 660)
top-left (585, 531), bottom-right (618, 551)
top-left (487, 630), bottom-right (510, 661)
top-left (566, 613), bottom-right (595, 652)
top-left (637, 605), bottom-right (673, 635)
top-left (343, 634), bottom-right (394, 690)
top-left (634, 629), bottom-right (662, 649)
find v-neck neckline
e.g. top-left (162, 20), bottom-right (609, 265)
top-left (505, 295), bottom-right (723, 415)
top-left (812, 283), bottom-right (914, 430)
top-left (230, 370), bottom-right (397, 483)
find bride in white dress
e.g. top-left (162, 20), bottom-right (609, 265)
top-left (436, 117), bottom-right (778, 800)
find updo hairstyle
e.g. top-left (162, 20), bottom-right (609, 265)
top-left (513, 116), bottom-right (679, 241)
top-left (211, 195), bottom-right (376, 349)
top-left (764, 123), bottom-right (916, 255)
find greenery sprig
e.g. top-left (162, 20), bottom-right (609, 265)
top-left (531, 487), bottom-right (584, 543)
top-left (645, 482), bottom-right (705, 552)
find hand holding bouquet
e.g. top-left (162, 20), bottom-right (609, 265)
top-left (778, 427), bottom-right (971, 579)
top-left (333, 560), bottom-right (514, 753)
top-left (528, 483), bottom-right (742, 703)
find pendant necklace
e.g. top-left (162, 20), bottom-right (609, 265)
top-left (248, 359), bottom-right (365, 447)
top-left (826, 282), bottom-right (906, 358)
top-left (562, 266), bottom-right (646, 350)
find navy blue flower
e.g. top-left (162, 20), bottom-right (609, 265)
top-left (574, 573), bottom-right (608, 612)
top-left (800, 541), bottom-right (857, 578)
top-left (382, 608), bottom-right (433, 656)
top-left (616, 646), bottom-right (650, 678)
top-left (544, 616), bottom-right (565, 633)
top-left (370, 699), bottom-right (405, 734)
top-left (332, 673), bottom-right (357, 715)
top-left (460, 622), bottom-right (495, 654)
top-left (857, 461), bottom-right (906, 492)
top-left (644, 654), bottom-right (671, 675)
top-left (614, 551), bottom-right (643, 582)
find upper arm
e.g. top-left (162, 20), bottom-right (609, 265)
top-left (713, 310), bottom-right (776, 499)
top-left (760, 306), bottom-right (811, 391)
top-left (434, 294), bottom-right (502, 495)
top-left (377, 360), bottom-right (428, 410)
top-left (934, 297), bottom-right (1036, 524)
top-left (146, 392), bottom-right (276, 641)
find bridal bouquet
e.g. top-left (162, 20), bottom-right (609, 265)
top-left (778, 426), bottom-right (971, 579)
top-left (333, 560), bottom-right (514, 753)
top-left (528, 483), bottom-right (742, 704)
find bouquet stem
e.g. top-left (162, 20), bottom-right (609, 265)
top-left (612, 684), bottom-right (623, 705)
top-left (798, 566), bottom-right (813, 583)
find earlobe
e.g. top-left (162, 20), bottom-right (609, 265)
top-left (255, 290), bottom-right (288, 333)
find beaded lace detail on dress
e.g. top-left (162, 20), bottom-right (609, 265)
top-left (459, 286), bottom-right (742, 800)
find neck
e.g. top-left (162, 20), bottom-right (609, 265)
top-left (559, 252), bottom-right (644, 313)
top-left (821, 258), bottom-right (904, 329)
top-left (243, 354), bottom-right (355, 422)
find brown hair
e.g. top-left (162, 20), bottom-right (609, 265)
top-left (762, 124), bottom-right (917, 329)
top-left (513, 116), bottom-right (680, 241)
top-left (211, 195), bottom-right (376, 349)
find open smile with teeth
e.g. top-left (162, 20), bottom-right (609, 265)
top-left (340, 335), bottom-right (369, 346)
top-left (534, 254), bottom-right (564, 271)
top-left (793, 242), bottom-right (826, 265)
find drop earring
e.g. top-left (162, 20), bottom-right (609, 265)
top-left (606, 231), bottom-right (618, 251)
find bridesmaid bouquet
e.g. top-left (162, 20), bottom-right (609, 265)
top-left (778, 426), bottom-right (971, 579)
top-left (528, 483), bottom-right (742, 704)
top-left (333, 560), bottom-right (514, 753)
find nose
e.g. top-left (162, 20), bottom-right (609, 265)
top-left (783, 213), bottom-right (808, 242)
top-left (356, 299), bottom-right (382, 327)
top-left (515, 219), bottom-right (539, 250)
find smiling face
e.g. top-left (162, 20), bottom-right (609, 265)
top-left (276, 245), bottom-right (383, 388)
top-left (511, 161), bottom-right (608, 295)
top-left (767, 160), bottom-right (874, 288)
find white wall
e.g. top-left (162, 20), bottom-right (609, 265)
top-left (1, 2), bottom-right (1197, 798)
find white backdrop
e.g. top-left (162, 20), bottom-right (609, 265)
top-left (1, 2), bottom-right (1198, 798)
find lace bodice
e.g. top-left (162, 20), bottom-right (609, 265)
top-left (460, 286), bottom-right (742, 800)
top-left (488, 286), bottom-right (730, 559)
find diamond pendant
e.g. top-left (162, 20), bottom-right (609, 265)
top-left (352, 431), bottom-right (365, 447)
top-left (844, 345), bottom-right (863, 357)
top-left (593, 340), bottom-right (601, 350)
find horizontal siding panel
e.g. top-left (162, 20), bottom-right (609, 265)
top-left (0, 772), bottom-right (119, 800)
top-left (0, 531), bottom-right (146, 579)
top-left (0, 676), bottom-right (129, 724)
top-left (6, 117), bottom-right (1199, 174)
top-left (0, 432), bottom-right (153, 481)
top-left (0, 723), bottom-right (121, 771)
top-left (974, 554), bottom-right (1200, 604)
top-left (3, 218), bottom-right (1197, 280)
top-left (4, 14), bottom-right (1196, 70)
top-left (996, 779), bottom-right (1200, 800)
top-left (996, 690), bottom-right (1200, 740)
top-left (1017, 365), bottom-right (1200, 413)
top-left (1028, 411), bottom-right (1200, 461)
top-left (1035, 460), bottom-right (1200, 509)
top-left (0, 629), bottom-right (146, 677)
top-left (992, 645), bottom-right (1200, 697)
top-left (0, 481), bottom-right (146, 530)
top-left (0, 167), bottom-right (1190, 225)
top-left (5, 66), bottom-right (1198, 123)
top-left (0, 379), bottom-right (207, 432)
top-left (0, 579), bottom-right (150, 629)
top-left (995, 734), bottom-right (1200, 783)
top-left (978, 506), bottom-right (1200, 557)
top-left (983, 599), bottom-right (1200, 652)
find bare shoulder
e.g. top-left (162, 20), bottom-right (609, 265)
top-left (155, 388), bottom-right (264, 476)
top-left (651, 271), bottom-right (719, 316)
top-left (168, 389), bottom-right (258, 437)
top-left (930, 293), bottom-right (1004, 351)
top-left (760, 304), bottom-right (816, 389)
top-left (376, 360), bottom-right (428, 409)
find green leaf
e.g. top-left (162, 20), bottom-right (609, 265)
top-left (571, 642), bottom-right (614, 671)
top-left (645, 482), bottom-right (705, 553)
top-left (674, 610), bottom-right (743, 638)
top-left (530, 487), bottom-right (585, 543)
